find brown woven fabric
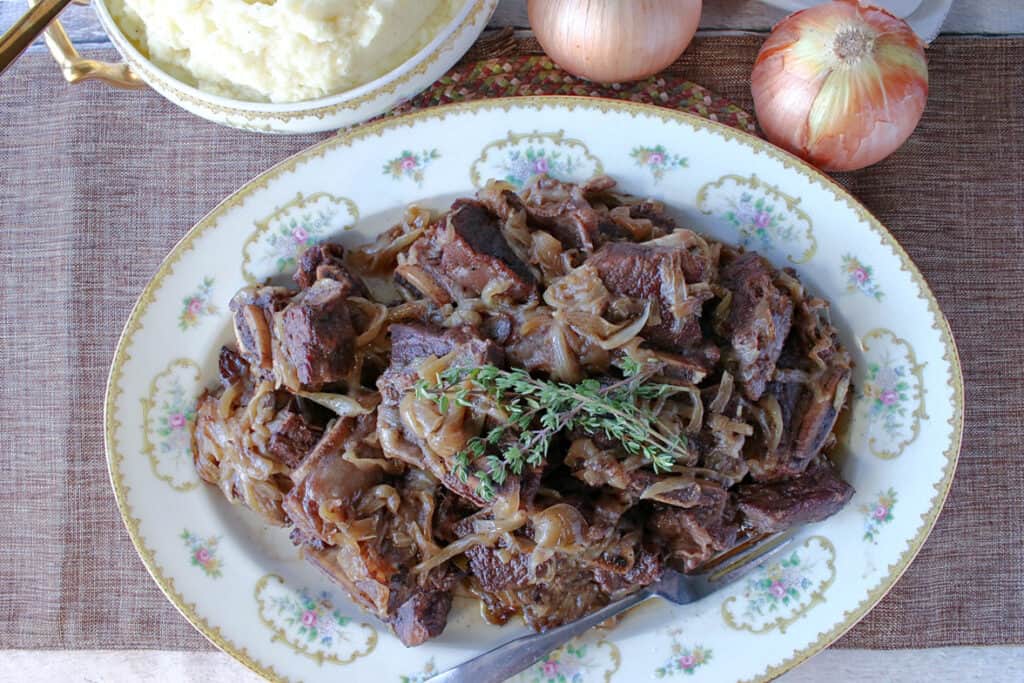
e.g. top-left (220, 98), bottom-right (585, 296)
top-left (0, 35), bottom-right (1021, 652)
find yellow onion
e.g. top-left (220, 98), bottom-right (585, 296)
top-left (528, 0), bottom-right (702, 84)
top-left (751, 0), bottom-right (928, 171)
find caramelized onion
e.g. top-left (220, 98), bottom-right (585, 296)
top-left (709, 371), bottom-right (734, 415)
top-left (414, 531), bottom-right (499, 574)
top-left (708, 414), bottom-right (755, 436)
top-left (532, 504), bottom-right (587, 552)
top-left (298, 391), bottom-right (373, 417)
top-left (472, 513), bottom-right (527, 535)
top-left (240, 304), bottom-right (273, 368)
top-left (759, 394), bottom-right (784, 451)
top-left (217, 381), bottom-right (242, 419)
top-left (775, 270), bottom-right (805, 301)
top-left (348, 206), bottom-right (429, 275)
top-left (492, 486), bottom-right (522, 522)
top-left (640, 476), bottom-right (699, 502)
top-left (346, 517), bottom-right (379, 541)
top-left (712, 290), bottom-right (733, 334)
top-left (395, 263), bottom-right (451, 305)
top-left (348, 297), bottom-right (388, 348)
top-left (370, 484), bottom-right (401, 515)
top-left (398, 391), bottom-right (470, 460)
top-left (481, 278), bottom-right (514, 306)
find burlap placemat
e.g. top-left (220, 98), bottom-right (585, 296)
top-left (0, 34), bottom-right (1021, 654)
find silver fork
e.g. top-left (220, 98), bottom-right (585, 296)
top-left (427, 530), bottom-right (799, 683)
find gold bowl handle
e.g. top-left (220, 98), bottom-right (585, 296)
top-left (33, 0), bottom-right (144, 88)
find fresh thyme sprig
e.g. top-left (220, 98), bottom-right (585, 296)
top-left (414, 358), bottom-right (690, 501)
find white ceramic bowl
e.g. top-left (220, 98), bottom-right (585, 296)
top-left (87, 0), bottom-right (497, 134)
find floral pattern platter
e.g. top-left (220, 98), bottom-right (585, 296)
top-left (105, 98), bottom-right (962, 682)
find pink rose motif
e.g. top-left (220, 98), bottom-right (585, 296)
top-left (302, 610), bottom-right (318, 627)
top-left (679, 655), bottom-right (696, 670)
top-left (400, 156), bottom-right (417, 171)
top-left (769, 580), bottom-right (787, 598)
top-left (194, 547), bottom-right (210, 564)
top-left (169, 413), bottom-right (187, 429)
top-left (881, 389), bottom-right (899, 406)
top-left (533, 157), bottom-right (550, 174)
top-left (187, 298), bottom-right (203, 316)
top-left (647, 152), bottom-right (665, 166)
top-left (853, 267), bottom-right (869, 284)
top-left (292, 227), bottom-right (309, 243)
top-left (873, 505), bottom-right (889, 520)
top-left (754, 211), bottom-right (772, 229)
top-left (542, 660), bottom-right (559, 676)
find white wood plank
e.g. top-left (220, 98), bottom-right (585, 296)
top-left (486, 0), bottom-right (1024, 33)
top-left (3, 0), bottom-right (1022, 53)
top-left (1, 647), bottom-right (1023, 682)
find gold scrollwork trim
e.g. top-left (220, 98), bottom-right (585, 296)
top-left (105, 98), bottom-right (964, 683)
top-left (721, 536), bottom-right (837, 635)
top-left (254, 574), bottom-right (378, 666)
top-left (860, 328), bottom-right (929, 460)
top-left (596, 638), bottom-right (623, 683)
top-left (696, 173), bottom-right (818, 264)
top-left (241, 192), bottom-right (359, 284)
top-left (139, 358), bottom-right (201, 492)
top-left (469, 129), bottom-right (605, 188)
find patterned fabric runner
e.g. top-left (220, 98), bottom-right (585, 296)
top-left (386, 54), bottom-right (759, 135)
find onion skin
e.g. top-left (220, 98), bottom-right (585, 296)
top-left (528, 0), bottom-right (702, 84)
top-left (751, 0), bottom-right (928, 172)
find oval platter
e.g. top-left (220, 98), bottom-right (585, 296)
top-left (105, 97), bottom-right (963, 682)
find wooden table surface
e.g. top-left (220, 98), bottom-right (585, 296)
top-left (1, 1), bottom-right (1021, 682)
top-left (2, 0), bottom-right (1023, 49)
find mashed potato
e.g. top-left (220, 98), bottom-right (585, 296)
top-left (108, 0), bottom-right (456, 103)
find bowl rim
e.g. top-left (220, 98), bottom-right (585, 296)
top-left (92, 0), bottom-right (493, 119)
top-left (104, 96), bottom-right (964, 683)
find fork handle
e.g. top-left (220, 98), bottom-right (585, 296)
top-left (428, 590), bottom-right (654, 683)
top-left (0, 0), bottom-right (74, 77)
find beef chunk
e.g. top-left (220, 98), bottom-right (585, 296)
top-left (305, 546), bottom-right (458, 647)
top-left (294, 243), bottom-right (367, 297)
top-left (718, 252), bottom-right (794, 401)
top-left (592, 544), bottom-right (663, 595)
top-left (275, 278), bottom-right (355, 390)
top-left (398, 201), bottom-right (536, 304)
top-left (518, 176), bottom-right (607, 252)
top-left (441, 199), bottom-right (536, 300)
top-left (467, 544), bottom-right (611, 631)
top-left (738, 460), bottom-right (854, 532)
top-left (376, 324), bottom-right (506, 504)
top-left (645, 484), bottom-right (739, 572)
top-left (300, 460), bottom-right (460, 647)
top-left (627, 201), bottom-right (679, 233)
top-left (389, 585), bottom-right (453, 647)
top-left (266, 409), bottom-right (322, 468)
top-left (217, 346), bottom-right (250, 388)
top-left (749, 299), bottom-right (852, 481)
top-left (378, 324), bottom-right (505, 405)
top-left (625, 344), bottom-right (721, 386)
top-left (751, 368), bottom-right (850, 481)
top-left (466, 544), bottom-right (534, 592)
top-left (229, 286), bottom-right (293, 373)
top-left (283, 418), bottom-right (385, 546)
top-left (590, 237), bottom-right (714, 350)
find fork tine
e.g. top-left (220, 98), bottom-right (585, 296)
top-left (694, 531), bottom-right (781, 574)
top-left (695, 529), bottom-right (800, 591)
